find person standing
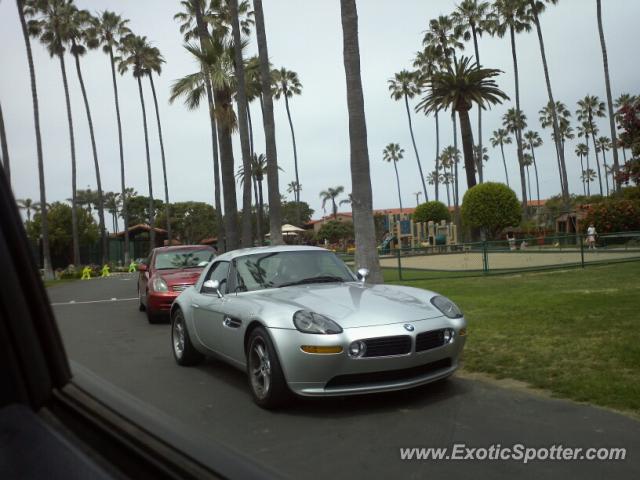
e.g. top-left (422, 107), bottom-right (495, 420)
top-left (587, 224), bottom-right (598, 250)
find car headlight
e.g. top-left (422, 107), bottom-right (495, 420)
top-left (152, 276), bottom-right (169, 292)
top-left (293, 310), bottom-right (343, 334)
top-left (430, 295), bottom-right (463, 318)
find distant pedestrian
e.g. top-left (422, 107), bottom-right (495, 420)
top-left (81, 266), bottom-right (92, 280)
top-left (128, 260), bottom-right (137, 273)
top-left (587, 224), bottom-right (597, 250)
top-left (101, 264), bottom-right (111, 277)
top-left (507, 234), bottom-right (516, 251)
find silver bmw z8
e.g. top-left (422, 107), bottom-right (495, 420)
top-left (170, 245), bottom-right (467, 408)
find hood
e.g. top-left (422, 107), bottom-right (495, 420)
top-left (253, 282), bottom-right (443, 328)
top-left (155, 268), bottom-right (203, 286)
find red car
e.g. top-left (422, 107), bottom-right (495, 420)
top-left (137, 245), bottom-right (216, 323)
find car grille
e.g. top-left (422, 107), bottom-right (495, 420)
top-left (325, 358), bottom-right (452, 389)
top-left (172, 284), bottom-right (190, 292)
top-left (415, 329), bottom-right (446, 352)
top-left (362, 335), bottom-right (411, 357)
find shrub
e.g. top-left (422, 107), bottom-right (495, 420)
top-left (317, 220), bottom-right (354, 243)
top-left (461, 182), bottom-right (522, 239)
top-left (413, 201), bottom-right (451, 224)
top-left (582, 199), bottom-right (640, 233)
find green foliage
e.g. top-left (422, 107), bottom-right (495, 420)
top-left (582, 199), bottom-right (640, 233)
top-left (121, 195), bottom-right (164, 227)
top-left (156, 201), bottom-right (217, 243)
top-left (317, 220), bottom-right (354, 243)
top-left (413, 201), bottom-right (451, 223)
top-left (611, 185), bottom-right (640, 202)
top-left (280, 201), bottom-right (314, 226)
top-left (27, 202), bottom-right (99, 265)
top-left (461, 182), bottom-right (521, 239)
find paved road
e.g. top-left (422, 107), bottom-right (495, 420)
top-left (49, 275), bottom-right (640, 479)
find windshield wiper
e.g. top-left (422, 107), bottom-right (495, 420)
top-left (278, 276), bottom-right (345, 288)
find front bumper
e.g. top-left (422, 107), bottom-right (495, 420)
top-left (147, 291), bottom-right (179, 314)
top-left (268, 316), bottom-right (466, 396)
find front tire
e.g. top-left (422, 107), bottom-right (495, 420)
top-left (246, 327), bottom-right (289, 409)
top-left (171, 308), bottom-right (203, 366)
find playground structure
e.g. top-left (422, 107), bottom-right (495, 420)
top-left (380, 215), bottom-right (458, 253)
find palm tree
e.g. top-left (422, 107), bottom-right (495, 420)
top-left (489, 0), bottom-right (531, 205)
top-left (90, 11), bottom-right (131, 263)
top-left (26, 0), bottom-right (81, 265)
top-left (451, 0), bottom-right (490, 182)
top-left (539, 100), bottom-right (571, 193)
top-left (320, 186), bottom-right (345, 219)
top-left (340, 0), bottom-right (382, 282)
top-left (440, 146), bottom-right (461, 206)
top-left (69, 8), bottom-right (108, 264)
top-left (17, 0), bottom-right (53, 279)
top-left (18, 198), bottom-right (37, 222)
top-left (286, 181), bottom-right (300, 200)
top-left (474, 144), bottom-right (488, 172)
top-left (272, 67), bottom-right (302, 204)
top-left (575, 143), bottom-right (588, 196)
top-left (439, 149), bottom-right (455, 207)
top-left (118, 34), bottom-right (158, 247)
top-left (596, 0), bottom-right (620, 190)
top-left (388, 70), bottom-right (427, 200)
top-left (595, 136), bottom-right (612, 196)
top-left (252, 153), bottom-right (268, 241)
top-left (143, 45), bottom-right (173, 244)
top-left (525, 0), bottom-right (569, 203)
top-left (577, 122), bottom-right (594, 193)
top-left (490, 128), bottom-right (512, 187)
top-left (103, 192), bottom-right (121, 233)
top-left (502, 107), bottom-right (528, 203)
top-left (418, 57), bottom-right (507, 191)
top-left (383, 143), bottom-right (404, 212)
top-left (581, 168), bottom-right (597, 195)
top-left (174, 0), bottom-right (225, 249)
top-left (577, 95), bottom-right (606, 196)
top-left (253, 0), bottom-right (284, 245)
top-left (0, 101), bottom-right (9, 184)
top-left (230, 0), bottom-right (254, 247)
top-left (522, 152), bottom-right (533, 204)
top-left (523, 130), bottom-right (542, 205)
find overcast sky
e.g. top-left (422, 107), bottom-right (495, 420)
top-left (1, 0), bottom-right (638, 227)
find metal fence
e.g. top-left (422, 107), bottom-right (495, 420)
top-left (338, 231), bottom-right (640, 281)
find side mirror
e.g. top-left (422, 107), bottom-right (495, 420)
top-left (138, 263), bottom-right (147, 272)
top-left (356, 268), bottom-right (370, 284)
top-left (203, 279), bottom-right (223, 298)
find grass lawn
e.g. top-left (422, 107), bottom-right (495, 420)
top-left (387, 262), bottom-right (640, 416)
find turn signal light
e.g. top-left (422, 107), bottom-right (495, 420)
top-left (458, 328), bottom-right (467, 336)
top-left (300, 345), bottom-right (343, 354)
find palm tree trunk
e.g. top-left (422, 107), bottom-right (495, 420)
top-left (215, 90), bottom-right (240, 250)
top-left (148, 74), bottom-right (171, 245)
top-left (531, 145), bottom-right (541, 205)
top-left (509, 25), bottom-right (527, 208)
top-left (621, 148), bottom-right (627, 166)
top-left (257, 178), bottom-right (265, 243)
top-left (136, 76), bottom-right (155, 248)
top-left (458, 109), bottom-right (477, 189)
top-left (340, 0), bottom-right (382, 283)
top-left (445, 178), bottom-right (451, 208)
top-left (253, 0), bottom-right (284, 245)
top-left (18, 0), bottom-right (53, 279)
top-left (434, 110), bottom-right (440, 201)
top-left (590, 128), bottom-right (603, 196)
top-left (393, 161), bottom-right (403, 212)
top-left (530, 3), bottom-right (569, 203)
top-left (108, 48), bottom-right (129, 263)
top-left (596, 0), bottom-right (619, 191)
top-left (332, 198), bottom-right (338, 219)
top-left (601, 148), bottom-right (610, 196)
top-left (404, 94), bottom-right (428, 201)
top-left (452, 114), bottom-right (460, 210)
top-left (500, 142), bottom-right (510, 187)
top-left (283, 95), bottom-right (302, 226)
top-left (526, 166), bottom-right (532, 202)
top-left (193, 4), bottom-right (225, 251)
top-left (0, 101), bottom-right (10, 185)
top-left (73, 48), bottom-right (107, 264)
top-left (471, 24), bottom-right (483, 183)
top-left (58, 54), bottom-right (81, 265)
top-left (247, 107), bottom-right (262, 242)
top-left (230, 0), bottom-right (254, 248)
top-left (579, 155), bottom-right (586, 196)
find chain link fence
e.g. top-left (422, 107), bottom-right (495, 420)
top-left (338, 231), bottom-right (640, 281)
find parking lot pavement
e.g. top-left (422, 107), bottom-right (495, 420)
top-left (49, 276), bottom-right (640, 480)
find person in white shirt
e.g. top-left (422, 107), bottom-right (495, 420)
top-left (587, 224), bottom-right (597, 250)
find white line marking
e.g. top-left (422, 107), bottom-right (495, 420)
top-left (51, 297), bottom-right (137, 306)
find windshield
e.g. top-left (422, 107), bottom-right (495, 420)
top-left (154, 249), bottom-right (214, 270)
top-left (233, 250), bottom-right (355, 292)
